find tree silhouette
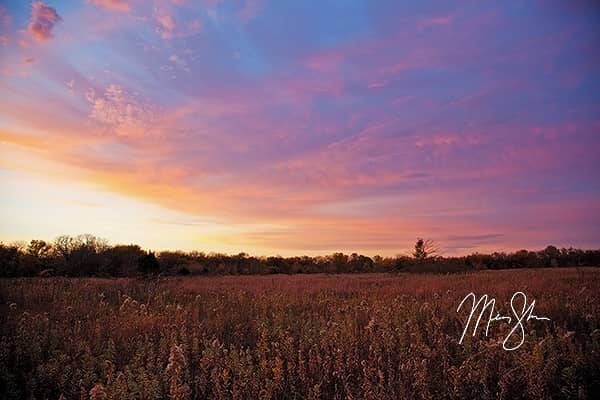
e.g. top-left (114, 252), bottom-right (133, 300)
top-left (413, 238), bottom-right (438, 261)
top-left (137, 251), bottom-right (160, 274)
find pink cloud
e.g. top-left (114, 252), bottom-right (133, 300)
top-left (87, 84), bottom-right (158, 138)
top-left (28, 2), bottom-right (61, 41)
top-left (239, 0), bottom-right (262, 22)
top-left (414, 133), bottom-right (482, 148)
top-left (305, 51), bottom-right (344, 73)
top-left (0, 5), bottom-right (10, 43)
top-left (418, 15), bottom-right (453, 30)
top-left (154, 8), bottom-right (201, 40)
top-left (155, 13), bottom-right (175, 38)
top-left (367, 81), bottom-right (388, 90)
top-left (89, 0), bottom-right (130, 13)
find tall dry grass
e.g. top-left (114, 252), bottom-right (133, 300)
top-left (0, 268), bottom-right (599, 399)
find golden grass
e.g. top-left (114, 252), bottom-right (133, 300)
top-left (1, 268), bottom-right (599, 399)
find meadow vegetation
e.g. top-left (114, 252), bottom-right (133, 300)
top-left (1, 269), bottom-right (599, 399)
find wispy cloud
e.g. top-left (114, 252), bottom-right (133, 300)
top-left (238, 0), bottom-right (262, 22)
top-left (87, 84), bottom-right (158, 138)
top-left (418, 15), bottom-right (453, 30)
top-left (89, 0), bottom-right (130, 13)
top-left (1, 0), bottom-right (599, 254)
top-left (154, 11), bottom-right (175, 38)
top-left (154, 8), bottom-right (201, 39)
top-left (0, 5), bottom-right (10, 46)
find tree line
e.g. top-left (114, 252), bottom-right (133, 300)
top-left (0, 234), bottom-right (599, 277)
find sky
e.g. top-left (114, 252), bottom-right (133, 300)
top-left (1, 0), bottom-right (599, 256)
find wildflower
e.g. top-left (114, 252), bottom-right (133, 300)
top-left (167, 343), bottom-right (187, 375)
top-left (119, 297), bottom-right (131, 312)
top-left (89, 383), bottom-right (107, 400)
top-left (166, 343), bottom-right (190, 400)
top-left (562, 331), bottom-right (575, 339)
top-left (366, 318), bottom-right (376, 331)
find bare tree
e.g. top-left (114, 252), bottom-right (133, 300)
top-left (413, 238), bottom-right (439, 261)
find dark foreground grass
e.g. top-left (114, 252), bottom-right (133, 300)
top-left (1, 268), bottom-right (599, 399)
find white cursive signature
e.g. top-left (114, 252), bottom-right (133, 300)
top-left (457, 291), bottom-right (551, 351)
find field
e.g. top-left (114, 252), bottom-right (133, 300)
top-left (1, 269), bottom-right (599, 399)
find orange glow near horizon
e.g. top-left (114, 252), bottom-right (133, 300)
top-left (1, 1), bottom-right (599, 255)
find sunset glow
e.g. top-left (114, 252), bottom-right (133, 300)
top-left (1, 1), bottom-right (599, 255)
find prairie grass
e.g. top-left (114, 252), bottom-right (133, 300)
top-left (1, 268), bottom-right (599, 399)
